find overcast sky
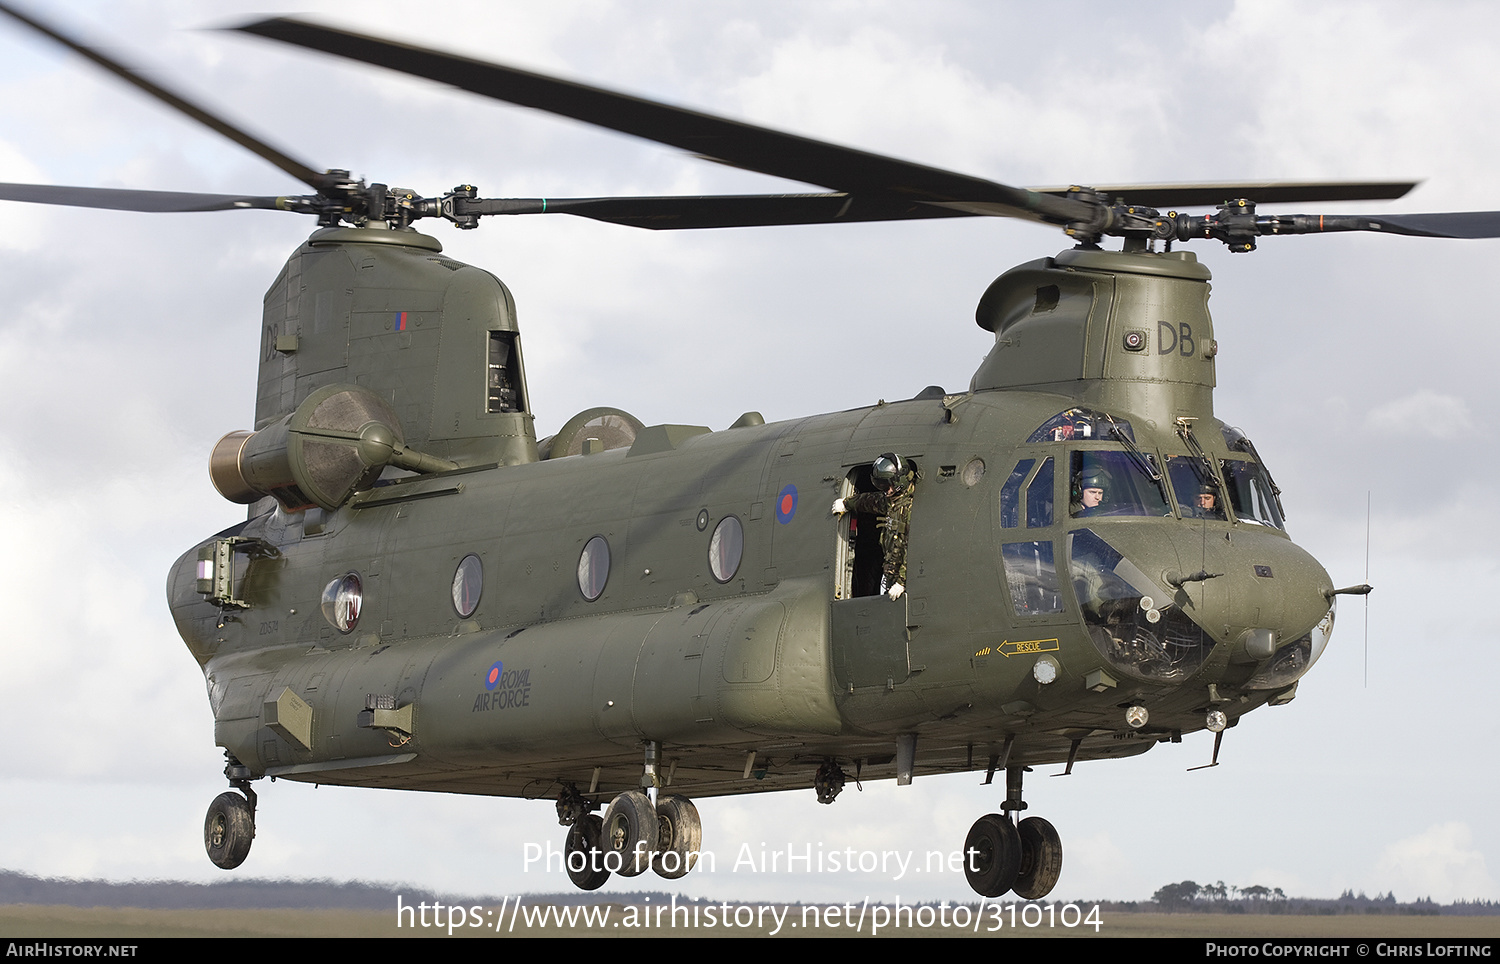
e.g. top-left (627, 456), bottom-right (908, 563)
top-left (1, 0), bottom-right (1497, 913)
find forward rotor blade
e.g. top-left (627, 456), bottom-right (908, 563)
top-left (0, 3), bottom-right (329, 192)
top-left (473, 193), bottom-right (979, 230)
top-left (1357, 211), bottom-right (1500, 239)
top-left (1167, 209), bottom-right (1500, 246)
top-left (1032, 181), bottom-right (1419, 207)
top-left (235, 18), bottom-right (1091, 228)
top-left (0, 182), bottom-right (305, 213)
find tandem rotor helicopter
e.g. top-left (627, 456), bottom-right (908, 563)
top-left (5, 5), bottom-right (1494, 900)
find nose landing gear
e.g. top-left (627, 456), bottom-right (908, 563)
top-left (963, 766), bottom-right (1063, 899)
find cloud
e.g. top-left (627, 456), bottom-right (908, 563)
top-left (1365, 390), bottom-right (1475, 439)
top-left (1375, 822), bottom-right (1496, 903)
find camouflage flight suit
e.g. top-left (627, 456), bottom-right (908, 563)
top-left (844, 482), bottom-right (916, 588)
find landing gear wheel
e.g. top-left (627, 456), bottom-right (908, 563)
top-left (652, 795), bottom-right (701, 880)
top-left (204, 791), bottom-right (255, 870)
top-left (602, 790), bottom-right (658, 877)
top-left (565, 814), bottom-right (610, 891)
top-left (1012, 816), bottom-right (1063, 900)
top-left (963, 813), bottom-right (1020, 898)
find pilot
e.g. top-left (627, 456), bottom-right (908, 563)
top-left (1177, 482), bottom-right (1227, 520)
top-left (831, 452), bottom-right (918, 600)
top-left (1071, 472), bottom-right (1108, 517)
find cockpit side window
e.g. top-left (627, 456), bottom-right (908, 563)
top-left (1026, 457), bottom-right (1054, 528)
top-left (1000, 459), bottom-right (1034, 529)
top-left (1221, 425), bottom-right (1286, 522)
top-left (1221, 459), bottom-right (1286, 530)
top-left (1069, 450), bottom-right (1170, 518)
top-left (1001, 541), bottom-right (1062, 616)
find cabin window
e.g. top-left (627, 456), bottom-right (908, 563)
top-left (708, 516), bottom-right (744, 583)
top-left (320, 572), bottom-right (363, 633)
top-left (452, 554), bottom-right (483, 617)
top-left (578, 535), bottom-right (610, 601)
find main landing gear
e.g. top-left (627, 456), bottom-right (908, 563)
top-left (557, 743), bottom-right (703, 891)
top-left (963, 766), bottom-right (1063, 899)
top-left (204, 753), bottom-right (258, 870)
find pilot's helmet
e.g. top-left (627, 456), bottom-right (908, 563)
top-left (1081, 472), bottom-right (1108, 493)
top-left (872, 453), bottom-right (914, 492)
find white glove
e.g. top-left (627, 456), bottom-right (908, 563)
top-left (887, 582), bottom-right (905, 600)
top-left (831, 498), bottom-right (847, 515)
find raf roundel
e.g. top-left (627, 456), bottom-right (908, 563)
top-left (484, 661), bottom-right (504, 691)
top-left (775, 484), bottom-right (797, 524)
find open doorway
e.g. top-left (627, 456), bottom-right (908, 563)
top-left (830, 462), bottom-right (912, 691)
top-left (833, 463), bottom-right (888, 599)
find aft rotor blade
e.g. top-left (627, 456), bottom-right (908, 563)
top-left (470, 193), bottom-right (980, 230)
top-left (0, 3), bottom-right (329, 192)
top-left (235, 18), bottom-right (1091, 227)
top-left (1032, 181), bottom-right (1419, 207)
top-left (0, 182), bottom-right (306, 213)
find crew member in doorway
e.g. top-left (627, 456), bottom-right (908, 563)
top-left (831, 452), bottom-right (918, 599)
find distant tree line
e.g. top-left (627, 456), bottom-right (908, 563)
top-left (1152, 880), bottom-right (1286, 910)
top-left (1145, 882), bottom-right (1475, 916)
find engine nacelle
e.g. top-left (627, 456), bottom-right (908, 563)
top-left (210, 383), bottom-right (455, 511)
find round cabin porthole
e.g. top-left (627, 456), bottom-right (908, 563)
top-left (962, 458), bottom-right (986, 487)
top-left (320, 572), bottom-right (362, 633)
top-left (578, 535), bottom-right (610, 601)
top-left (452, 554), bottom-right (483, 617)
top-left (708, 516), bottom-right (744, 583)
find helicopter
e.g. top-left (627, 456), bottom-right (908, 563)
top-left (4, 4), bottom-right (1498, 902)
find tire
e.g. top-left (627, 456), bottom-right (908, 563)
top-left (204, 792), bottom-right (255, 870)
top-left (1012, 816), bottom-right (1064, 900)
top-left (564, 814), bottom-right (610, 891)
top-left (962, 813), bottom-right (1020, 898)
top-left (601, 791), bottom-right (658, 877)
top-left (652, 795), bottom-right (702, 880)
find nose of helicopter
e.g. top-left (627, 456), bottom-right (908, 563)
top-left (1163, 525), bottom-right (1334, 654)
top-left (1070, 523), bottom-right (1335, 688)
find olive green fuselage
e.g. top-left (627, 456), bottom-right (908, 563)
top-left (168, 232), bottom-right (1334, 805)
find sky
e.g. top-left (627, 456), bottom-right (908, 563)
top-left (1, 0), bottom-right (1497, 913)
